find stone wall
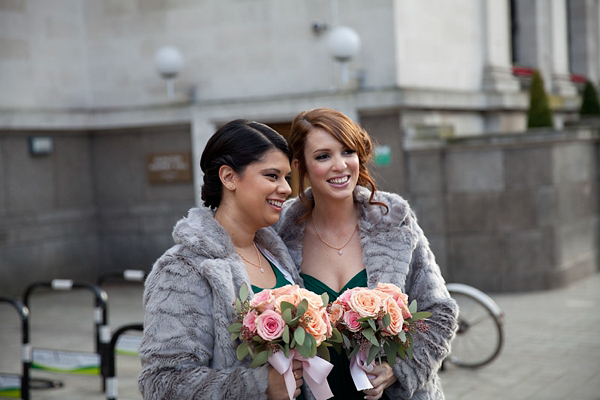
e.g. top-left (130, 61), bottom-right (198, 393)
top-left (0, 124), bottom-right (194, 297)
top-left (402, 128), bottom-right (599, 293)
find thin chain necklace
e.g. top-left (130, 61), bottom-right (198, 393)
top-left (312, 217), bottom-right (358, 256)
top-left (237, 242), bottom-right (264, 273)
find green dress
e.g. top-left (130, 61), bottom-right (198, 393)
top-left (252, 261), bottom-right (305, 400)
top-left (301, 270), bottom-right (390, 400)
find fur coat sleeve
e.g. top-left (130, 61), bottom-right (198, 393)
top-left (276, 187), bottom-right (458, 400)
top-left (137, 207), bottom-right (301, 400)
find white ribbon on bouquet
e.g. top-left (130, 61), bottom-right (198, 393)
top-left (268, 349), bottom-right (334, 400)
top-left (349, 349), bottom-right (376, 391)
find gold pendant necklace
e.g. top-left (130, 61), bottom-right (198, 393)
top-left (312, 217), bottom-right (358, 255)
top-left (237, 242), bottom-right (264, 273)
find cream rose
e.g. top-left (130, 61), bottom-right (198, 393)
top-left (349, 288), bottom-right (382, 318)
top-left (381, 298), bottom-right (404, 336)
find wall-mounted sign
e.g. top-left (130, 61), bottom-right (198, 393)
top-left (147, 152), bottom-right (192, 184)
top-left (373, 145), bottom-right (392, 166)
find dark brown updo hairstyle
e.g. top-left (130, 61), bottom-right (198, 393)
top-left (288, 108), bottom-right (387, 216)
top-left (200, 119), bottom-right (291, 209)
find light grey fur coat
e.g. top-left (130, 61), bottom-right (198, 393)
top-left (275, 186), bottom-right (458, 400)
top-left (137, 207), bottom-right (303, 400)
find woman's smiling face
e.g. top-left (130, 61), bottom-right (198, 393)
top-left (302, 128), bottom-right (359, 201)
top-left (233, 149), bottom-right (292, 228)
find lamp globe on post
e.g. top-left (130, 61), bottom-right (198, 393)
top-left (154, 46), bottom-right (184, 100)
top-left (327, 26), bottom-right (361, 86)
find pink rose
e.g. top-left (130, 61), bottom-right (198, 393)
top-left (337, 289), bottom-right (353, 307)
top-left (243, 310), bottom-right (258, 333)
top-left (321, 309), bottom-right (333, 337)
top-left (343, 310), bottom-right (362, 332)
top-left (329, 302), bottom-right (344, 323)
top-left (255, 310), bottom-right (285, 341)
top-left (250, 289), bottom-right (275, 312)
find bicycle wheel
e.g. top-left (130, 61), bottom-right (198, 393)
top-left (446, 289), bottom-right (504, 368)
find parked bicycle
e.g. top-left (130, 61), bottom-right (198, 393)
top-left (445, 283), bottom-right (504, 368)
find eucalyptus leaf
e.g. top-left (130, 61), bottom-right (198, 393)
top-left (410, 311), bottom-right (432, 320)
top-left (342, 334), bottom-right (352, 349)
top-left (296, 299), bottom-right (308, 317)
top-left (283, 325), bottom-right (290, 344)
top-left (297, 340), bottom-right (312, 358)
top-left (282, 308), bottom-right (292, 324)
top-left (230, 332), bottom-right (239, 341)
top-left (398, 345), bottom-right (406, 360)
top-left (399, 331), bottom-right (406, 343)
top-left (383, 341), bottom-right (397, 366)
top-left (362, 328), bottom-right (379, 347)
top-left (308, 334), bottom-right (317, 358)
top-left (406, 344), bottom-right (413, 359)
top-left (236, 342), bottom-right (249, 360)
top-left (348, 344), bottom-right (360, 360)
top-left (249, 350), bottom-right (270, 367)
top-left (280, 301), bottom-right (295, 313)
top-left (408, 300), bottom-right (418, 314)
top-left (321, 292), bottom-right (329, 306)
top-left (227, 323), bottom-right (242, 333)
top-left (317, 344), bottom-right (331, 362)
top-left (331, 328), bottom-right (343, 343)
top-left (235, 298), bottom-right (242, 314)
top-left (239, 283), bottom-right (249, 302)
top-left (295, 326), bottom-right (306, 346)
top-left (284, 342), bottom-right (290, 358)
top-left (382, 313), bottom-right (391, 328)
top-left (367, 343), bottom-right (380, 365)
top-left (368, 318), bottom-right (377, 331)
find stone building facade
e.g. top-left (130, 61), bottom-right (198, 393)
top-left (0, 0), bottom-right (598, 296)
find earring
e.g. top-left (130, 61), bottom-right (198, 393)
top-left (229, 185), bottom-right (235, 190)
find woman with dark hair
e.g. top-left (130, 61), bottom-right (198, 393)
top-left (275, 108), bottom-right (458, 400)
top-left (138, 119), bottom-right (305, 399)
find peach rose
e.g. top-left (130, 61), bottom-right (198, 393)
top-left (274, 292), bottom-right (301, 311)
top-left (255, 310), bottom-right (285, 341)
top-left (250, 289), bottom-right (275, 312)
top-left (376, 282), bottom-right (405, 303)
top-left (329, 302), bottom-right (344, 323)
top-left (381, 298), bottom-right (404, 336)
top-left (301, 307), bottom-right (328, 346)
top-left (272, 284), bottom-right (300, 296)
top-left (298, 288), bottom-right (324, 309)
top-left (349, 288), bottom-right (382, 318)
top-left (343, 310), bottom-right (362, 332)
top-left (321, 308), bottom-right (333, 337)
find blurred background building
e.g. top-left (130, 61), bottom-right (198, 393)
top-left (0, 0), bottom-right (598, 296)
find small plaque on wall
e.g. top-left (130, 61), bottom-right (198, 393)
top-left (147, 152), bottom-right (192, 184)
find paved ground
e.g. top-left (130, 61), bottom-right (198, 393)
top-left (1, 273), bottom-right (599, 400)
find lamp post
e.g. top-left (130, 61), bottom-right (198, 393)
top-left (327, 26), bottom-right (361, 86)
top-left (154, 46), bottom-right (184, 100)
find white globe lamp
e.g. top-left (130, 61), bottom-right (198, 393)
top-left (154, 46), bottom-right (184, 99)
top-left (327, 26), bottom-right (361, 85)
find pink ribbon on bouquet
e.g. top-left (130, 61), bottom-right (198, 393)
top-left (268, 349), bottom-right (334, 400)
top-left (349, 349), bottom-right (375, 391)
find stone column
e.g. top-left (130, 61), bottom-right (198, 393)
top-left (567, 0), bottom-right (600, 84)
top-left (549, 0), bottom-right (578, 95)
top-left (481, 0), bottom-right (520, 92)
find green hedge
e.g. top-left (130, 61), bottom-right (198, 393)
top-left (527, 70), bottom-right (553, 128)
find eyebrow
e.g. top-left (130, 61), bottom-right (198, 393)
top-left (312, 148), bottom-right (331, 155)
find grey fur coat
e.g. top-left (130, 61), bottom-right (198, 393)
top-left (138, 207), bottom-right (303, 400)
top-left (275, 186), bottom-right (458, 400)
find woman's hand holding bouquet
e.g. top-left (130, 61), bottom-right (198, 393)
top-left (228, 284), bottom-right (342, 400)
top-left (328, 282), bottom-right (432, 391)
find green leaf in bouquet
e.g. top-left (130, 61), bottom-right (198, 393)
top-left (342, 333), bottom-right (352, 349)
top-left (282, 307), bottom-right (293, 324)
top-left (296, 299), bottom-right (309, 317)
top-left (360, 321), bottom-right (371, 329)
top-left (235, 298), bottom-right (242, 314)
top-left (239, 283), bottom-right (249, 302)
top-left (297, 338), bottom-right (312, 359)
top-left (329, 327), bottom-right (343, 344)
top-left (230, 332), bottom-right (239, 341)
top-left (348, 344), bottom-right (360, 360)
top-left (408, 300), bottom-right (418, 314)
top-left (253, 335), bottom-right (263, 342)
top-left (331, 342), bottom-right (342, 355)
top-left (284, 342), bottom-right (290, 358)
top-left (409, 311), bottom-right (432, 320)
top-left (295, 326), bottom-right (306, 346)
top-left (321, 292), bottom-right (329, 306)
top-left (382, 313), bottom-right (391, 328)
top-left (249, 350), bottom-right (270, 368)
top-left (280, 301), bottom-right (295, 314)
top-left (398, 344), bottom-right (406, 360)
top-left (357, 316), bottom-right (371, 322)
top-left (236, 342), bottom-right (249, 360)
top-left (290, 335), bottom-right (296, 348)
top-left (399, 331), bottom-right (406, 343)
top-left (367, 343), bottom-right (381, 365)
top-left (406, 343), bottom-right (413, 359)
top-left (317, 343), bottom-right (331, 362)
top-left (362, 328), bottom-right (379, 347)
top-left (383, 340), bottom-right (397, 366)
top-left (308, 334), bottom-right (318, 358)
top-left (227, 323), bottom-right (242, 333)
top-left (367, 318), bottom-right (377, 331)
top-left (282, 324), bottom-right (290, 344)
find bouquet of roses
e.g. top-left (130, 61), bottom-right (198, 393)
top-left (328, 282), bottom-right (432, 391)
top-left (228, 283), bottom-right (342, 400)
